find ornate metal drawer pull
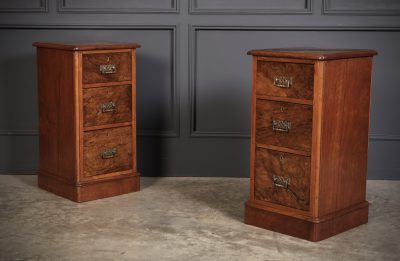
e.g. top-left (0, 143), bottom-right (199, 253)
top-left (273, 76), bottom-right (292, 88)
top-left (273, 175), bottom-right (290, 189)
top-left (101, 148), bottom-right (117, 159)
top-left (272, 120), bottom-right (291, 132)
top-left (101, 101), bottom-right (117, 113)
top-left (99, 64), bottom-right (117, 74)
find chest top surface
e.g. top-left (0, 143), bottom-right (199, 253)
top-left (32, 42), bottom-right (141, 51)
top-left (247, 48), bottom-right (377, 60)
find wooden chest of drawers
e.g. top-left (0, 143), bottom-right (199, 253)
top-left (245, 49), bottom-right (377, 241)
top-left (33, 42), bottom-right (141, 202)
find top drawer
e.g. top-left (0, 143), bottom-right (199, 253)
top-left (256, 61), bottom-right (314, 100)
top-left (83, 52), bottom-right (132, 84)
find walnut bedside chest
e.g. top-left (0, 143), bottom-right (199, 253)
top-left (33, 42), bottom-right (141, 202)
top-left (245, 49), bottom-right (377, 241)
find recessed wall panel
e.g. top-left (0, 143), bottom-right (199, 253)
top-left (324, 0), bottom-right (400, 15)
top-left (59, 0), bottom-right (178, 13)
top-left (0, 0), bottom-right (47, 13)
top-left (190, 0), bottom-right (311, 14)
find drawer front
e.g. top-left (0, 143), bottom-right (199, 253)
top-left (83, 85), bottom-right (132, 127)
top-left (83, 52), bottom-right (132, 84)
top-left (83, 126), bottom-right (132, 177)
top-left (256, 100), bottom-right (312, 152)
top-left (256, 61), bottom-right (314, 100)
top-left (254, 147), bottom-right (311, 211)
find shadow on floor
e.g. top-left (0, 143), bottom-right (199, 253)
top-left (11, 174), bottom-right (37, 188)
top-left (172, 178), bottom-right (250, 222)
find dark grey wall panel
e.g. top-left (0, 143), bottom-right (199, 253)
top-left (58, 0), bottom-right (178, 13)
top-left (190, 29), bottom-right (252, 137)
top-left (190, 0), bottom-right (312, 14)
top-left (323, 0), bottom-right (400, 15)
top-left (0, 0), bottom-right (48, 13)
top-left (0, 136), bottom-right (38, 174)
top-left (368, 139), bottom-right (400, 180)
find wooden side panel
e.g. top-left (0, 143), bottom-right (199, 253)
top-left (83, 85), bottom-right (132, 127)
top-left (83, 51), bottom-right (132, 84)
top-left (83, 126), bottom-right (132, 177)
top-left (58, 51), bottom-right (78, 182)
top-left (37, 48), bottom-right (77, 181)
top-left (256, 100), bottom-right (313, 152)
top-left (254, 147), bottom-right (311, 210)
top-left (37, 48), bottom-right (59, 175)
top-left (318, 58), bottom-right (372, 216)
top-left (256, 61), bottom-right (314, 100)
top-left (131, 49), bottom-right (137, 172)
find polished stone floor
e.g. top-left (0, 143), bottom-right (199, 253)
top-left (0, 175), bottom-right (399, 261)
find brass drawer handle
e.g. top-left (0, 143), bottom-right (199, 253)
top-left (273, 76), bottom-right (292, 88)
top-left (273, 175), bottom-right (290, 189)
top-left (101, 101), bottom-right (117, 113)
top-left (99, 64), bottom-right (117, 74)
top-left (101, 148), bottom-right (117, 159)
top-left (272, 120), bottom-right (291, 132)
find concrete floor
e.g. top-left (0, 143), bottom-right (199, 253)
top-left (0, 176), bottom-right (399, 261)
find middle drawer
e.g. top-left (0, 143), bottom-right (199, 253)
top-left (256, 99), bottom-right (313, 152)
top-left (83, 85), bottom-right (132, 127)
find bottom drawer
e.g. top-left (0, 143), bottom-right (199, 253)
top-left (254, 147), bottom-right (311, 211)
top-left (83, 126), bottom-right (132, 177)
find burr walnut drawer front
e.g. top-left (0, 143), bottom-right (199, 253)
top-left (83, 52), bottom-right (132, 84)
top-left (256, 100), bottom-right (313, 152)
top-left (83, 85), bottom-right (132, 127)
top-left (83, 126), bottom-right (132, 177)
top-left (256, 61), bottom-right (314, 100)
top-left (254, 147), bottom-right (311, 211)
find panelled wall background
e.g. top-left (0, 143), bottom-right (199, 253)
top-left (0, 0), bottom-right (399, 179)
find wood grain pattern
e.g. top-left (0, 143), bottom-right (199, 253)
top-left (131, 49), bottom-right (138, 173)
top-left (254, 148), bottom-right (310, 211)
top-left (249, 57), bottom-right (258, 201)
top-left (245, 201), bottom-right (369, 242)
top-left (256, 61), bottom-right (314, 100)
top-left (318, 57), bottom-right (373, 216)
top-left (83, 85), bottom-right (132, 127)
top-left (309, 61), bottom-right (324, 217)
top-left (37, 48), bottom-right (59, 176)
top-left (37, 48), bottom-right (78, 182)
top-left (83, 51), bottom-right (132, 84)
top-left (35, 42), bottom-right (140, 202)
top-left (33, 42), bottom-right (141, 51)
top-left (83, 126), bottom-right (132, 177)
top-left (38, 174), bottom-right (140, 203)
top-left (256, 100), bottom-right (313, 152)
top-left (248, 49), bottom-right (377, 60)
top-left (246, 49), bottom-right (376, 241)
top-left (78, 175), bottom-right (140, 202)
